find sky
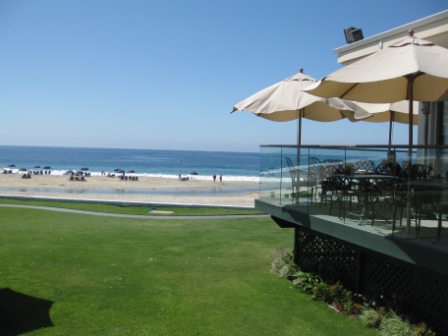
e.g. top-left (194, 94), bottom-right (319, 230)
top-left (0, 1), bottom-right (446, 152)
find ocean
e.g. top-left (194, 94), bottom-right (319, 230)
top-left (0, 146), bottom-right (260, 182)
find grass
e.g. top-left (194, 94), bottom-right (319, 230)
top-left (0, 203), bottom-right (378, 335)
top-left (0, 197), bottom-right (264, 216)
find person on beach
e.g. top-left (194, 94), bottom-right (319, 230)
top-left (219, 175), bottom-right (222, 183)
top-left (178, 171), bottom-right (182, 180)
top-left (213, 174), bottom-right (216, 182)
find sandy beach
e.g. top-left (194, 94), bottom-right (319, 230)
top-left (0, 173), bottom-right (259, 207)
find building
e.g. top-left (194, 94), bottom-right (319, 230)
top-left (256, 10), bottom-right (448, 334)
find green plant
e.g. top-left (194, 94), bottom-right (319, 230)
top-left (340, 291), bottom-right (363, 316)
top-left (360, 307), bottom-right (389, 329)
top-left (413, 322), bottom-right (437, 336)
top-left (313, 282), bottom-right (345, 305)
top-left (312, 282), bottom-right (331, 302)
top-left (270, 248), bottom-right (298, 279)
top-left (379, 310), bottom-right (413, 336)
top-left (292, 270), bottom-right (321, 293)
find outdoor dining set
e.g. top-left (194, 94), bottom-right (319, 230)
top-left (286, 155), bottom-right (447, 242)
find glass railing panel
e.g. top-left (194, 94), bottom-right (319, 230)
top-left (260, 145), bottom-right (448, 239)
top-left (259, 146), bottom-right (283, 203)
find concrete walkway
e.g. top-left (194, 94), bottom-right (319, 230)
top-left (0, 204), bottom-right (269, 220)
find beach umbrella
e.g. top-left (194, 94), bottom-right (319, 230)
top-left (127, 170), bottom-right (135, 174)
top-left (189, 172), bottom-right (198, 175)
top-left (232, 68), bottom-right (371, 146)
top-left (81, 167), bottom-right (89, 171)
top-left (305, 30), bottom-right (448, 233)
top-left (19, 168), bottom-right (27, 172)
top-left (43, 166), bottom-right (51, 170)
top-left (33, 165), bottom-right (41, 169)
top-left (8, 164), bottom-right (15, 167)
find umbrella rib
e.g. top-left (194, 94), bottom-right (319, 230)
top-left (340, 83), bottom-right (358, 98)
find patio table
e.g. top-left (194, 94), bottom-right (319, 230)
top-left (333, 172), bottom-right (397, 225)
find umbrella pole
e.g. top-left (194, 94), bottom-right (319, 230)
top-left (406, 76), bottom-right (414, 234)
top-left (388, 112), bottom-right (393, 148)
top-left (295, 110), bottom-right (303, 201)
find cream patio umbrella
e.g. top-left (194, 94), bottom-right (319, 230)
top-left (305, 30), bottom-right (448, 233)
top-left (305, 30), bottom-right (448, 146)
top-left (352, 100), bottom-right (419, 146)
top-left (232, 68), bottom-right (369, 146)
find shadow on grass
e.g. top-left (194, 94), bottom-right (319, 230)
top-left (0, 288), bottom-right (54, 335)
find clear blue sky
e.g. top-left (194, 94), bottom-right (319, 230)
top-left (0, 1), bottom-right (446, 152)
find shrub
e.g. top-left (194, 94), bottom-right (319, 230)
top-left (360, 307), bottom-right (389, 329)
top-left (270, 248), bottom-right (297, 279)
top-left (379, 310), bottom-right (413, 336)
top-left (271, 248), bottom-right (438, 334)
top-left (313, 282), bottom-right (344, 305)
top-left (412, 322), bottom-right (437, 336)
top-left (292, 270), bottom-right (321, 294)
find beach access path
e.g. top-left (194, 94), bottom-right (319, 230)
top-left (0, 204), bottom-right (269, 220)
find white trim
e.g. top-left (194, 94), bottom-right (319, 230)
top-left (335, 10), bottom-right (448, 65)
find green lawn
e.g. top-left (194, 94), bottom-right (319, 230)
top-left (0, 205), bottom-right (378, 335)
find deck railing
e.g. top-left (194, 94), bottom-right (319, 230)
top-left (259, 144), bottom-right (448, 240)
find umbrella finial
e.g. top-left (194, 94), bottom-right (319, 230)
top-left (408, 29), bottom-right (414, 37)
top-left (299, 68), bottom-right (304, 73)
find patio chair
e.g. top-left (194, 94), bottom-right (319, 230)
top-left (319, 159), bottom-right (344, 207)
top-left (354, 159), bottom-right (376, 172)
top-left (393, 164), bottom-right (438, 235)
top-left (285, 157), bottom-right (309, 201)
top-left (308, 157), bottom-right (323, 201)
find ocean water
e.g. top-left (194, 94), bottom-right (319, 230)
top-left (0, 146), bottom-right (260, 182)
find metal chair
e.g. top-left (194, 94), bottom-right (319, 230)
top-left (285, 157), bottom-right (304, 201)
top-left (393, 164), bottom-right (438, 235)
top-left (354, 159), bottom-right (376, 172)
top-left (308, 157), bottom-right (322, 201)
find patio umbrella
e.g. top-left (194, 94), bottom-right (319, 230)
top-left (80, 167), bottom-right (89, 171)
top-left (33, 165), bottom-right (41, 169)
top-left (232, 68), bottom-right (370, 145)
top-left (43, 166), bottom-right (51, 170)
top-left (305, 30), bottom-right (448, 145)
top-left (351, 100), bottom-right (419, 146)
top-left (305, 30), bottom-right (448, 233)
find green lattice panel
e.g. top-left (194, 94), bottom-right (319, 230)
top-left (293, 227), bottom-right (448, 335)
